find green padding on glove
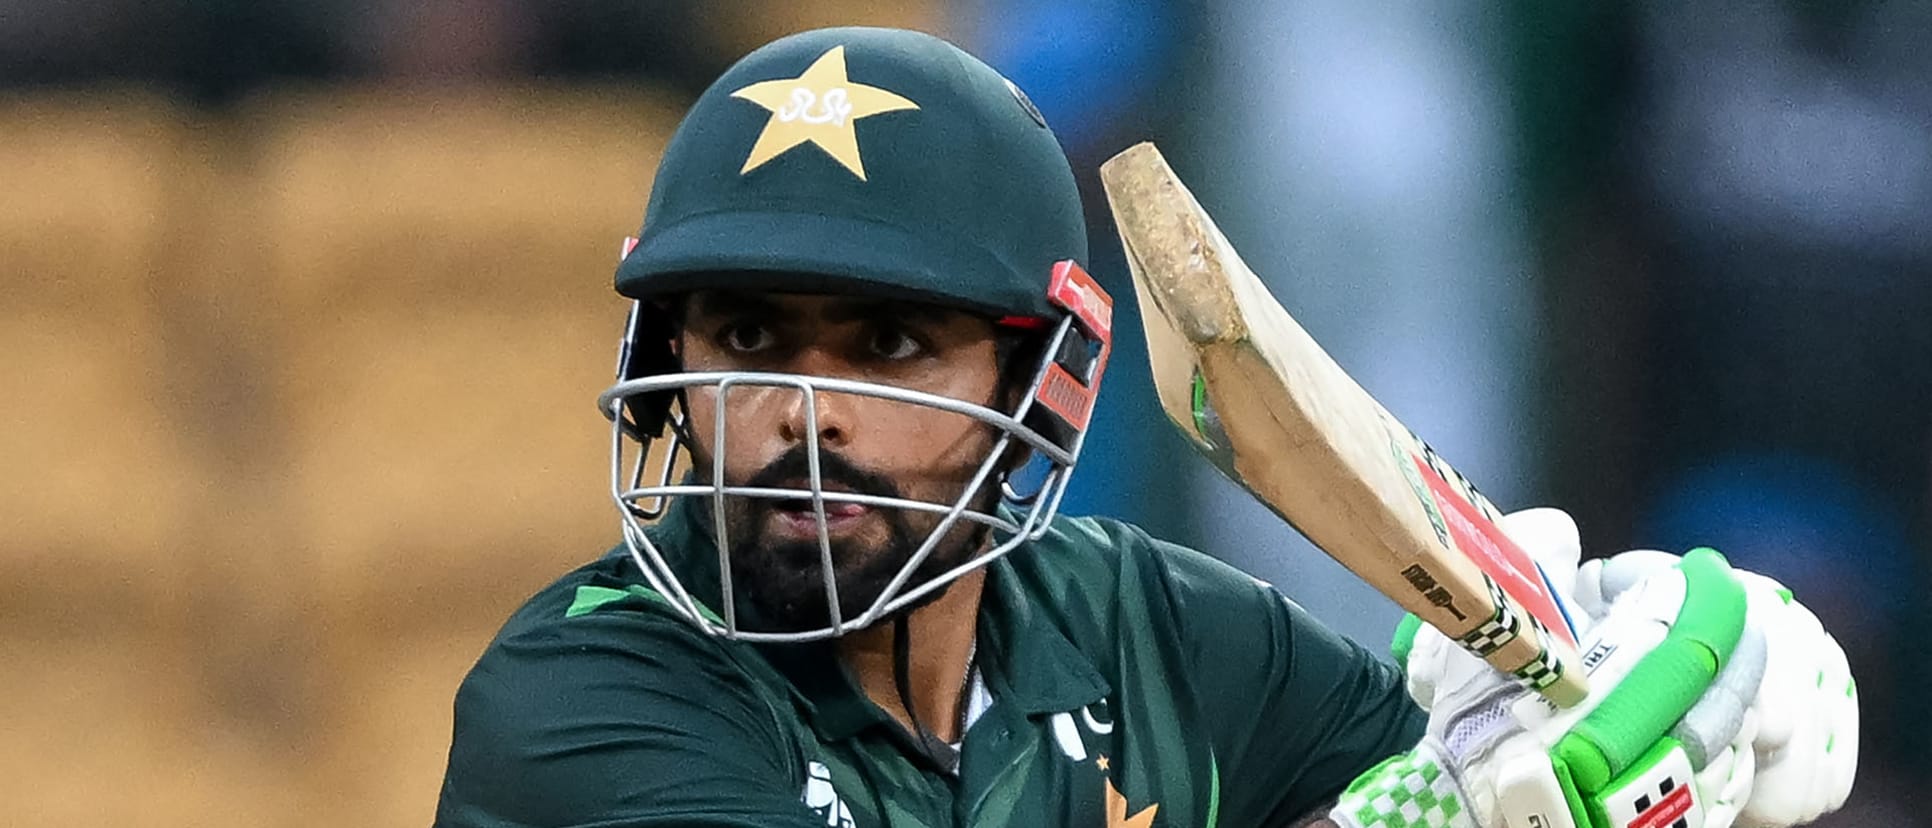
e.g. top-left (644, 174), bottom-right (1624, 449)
top-left (1550, 755), bottom-right (1592, 828)
top-left (1392, 613), bottom-right (1423, 668)
top-left (1554, 548), bottom-right (1747, 793)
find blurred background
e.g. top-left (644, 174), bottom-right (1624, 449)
top-left (3, 1), bottom-right (1925, 825)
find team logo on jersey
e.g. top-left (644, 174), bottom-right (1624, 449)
top-left (730, 46), bottom-right (920, 180)
top-left (1105, 776), bottom-right (1159, 828)
top-left (1048, 700), bottom-right (1159, 828)
top-left (1050, 698), bottom-right (1115, 760)
top-left (801, 761), bottom-right (855, 828)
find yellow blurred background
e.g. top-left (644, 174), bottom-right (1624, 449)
top-left (1, 5), bottom-right (942, 824)
top-left (4, 89), bottom-right (643, 825)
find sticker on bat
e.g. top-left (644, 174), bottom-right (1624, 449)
top-left (1379, 411), bottom-right (1579, 646)
top-left (1416, 457), bottom-right (1580, 647)
top-left (1189, 369), bottom-right (1219, 445)
top-left (1184, 368), bottom-right (1239, 475)
top-left (1387, 416), bottom-right (1453, 552)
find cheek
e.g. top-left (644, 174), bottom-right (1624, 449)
top-left (866, 401), bottom-right (1003, 477)
top-left (860, 360), bottom-right (1006, 477)
top-left (678, 387), bottom-right (788, 476)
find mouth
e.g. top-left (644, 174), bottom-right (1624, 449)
top-left (766, 482), bottom-right (872, 536)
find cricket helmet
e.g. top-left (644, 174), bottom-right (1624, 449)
top-left (597, 26), bottom-right (1112, 641)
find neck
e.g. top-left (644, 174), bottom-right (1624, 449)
top-left (837, 567), bottom-right (987, 745)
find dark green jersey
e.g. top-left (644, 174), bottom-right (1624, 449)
top-left (435, 502), bottom-right (1424, 828)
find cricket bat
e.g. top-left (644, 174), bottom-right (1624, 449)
top-left (1100, 142), bottom-right (1588, 707)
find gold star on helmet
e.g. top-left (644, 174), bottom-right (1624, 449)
top-left (729, 46), bottom-right (920, 180)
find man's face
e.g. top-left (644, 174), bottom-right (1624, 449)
top-left (677, 289), bottom-right (1012, 632)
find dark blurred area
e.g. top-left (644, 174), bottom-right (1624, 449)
top-left (2, 0), bottom-right (726, 103)
top-left (1518, 7), bottom-right (1932, 819)
top-left (1, 1), bottom-right (1922, 825)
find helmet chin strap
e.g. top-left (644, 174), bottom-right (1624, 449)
top-left (891, 614), bottom-right (963, 773)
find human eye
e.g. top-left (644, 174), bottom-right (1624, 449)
top-left (717, 320), bottom-right (778, 353)
top-left (867, 324), bottom-right (928, 360)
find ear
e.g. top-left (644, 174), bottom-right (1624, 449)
top-left (659, 297), bottom-right (686, 359)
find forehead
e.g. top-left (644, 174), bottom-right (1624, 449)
top-left (685, 289), bottom-right (982, 326)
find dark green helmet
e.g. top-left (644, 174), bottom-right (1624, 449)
top-left (615, 26), bottom-right (1087, 319)
top-left (599, 28), bottom-right (1114, 644)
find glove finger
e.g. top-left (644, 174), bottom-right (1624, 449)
top-left (1573, 558), bottom-right (1608, 620)
top-left (1696, 728), bottom-right (1756, 828)
top-left (1744, 597), bottom-right (1857, 825)
top-left (1739, 578), bottom-right (1810, 751)
top-left (1817, 629), bottom-right (1858, 813)
top-left (1498, 507), bottom-right (1593, 640)
top-left (1405, 618), bottom-right (1459, 711)
top-left (1572, 549), bottom-right (1682, 623)
top-left (1497, 507), bottom-right (1582, 593)
top-left (1672, 622), bottom-right (1767, 769)
top-left (1597, 549), bottom-right (1683, 603)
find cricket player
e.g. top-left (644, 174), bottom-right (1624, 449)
top-left (434, 27), bottom-right (1856, 828)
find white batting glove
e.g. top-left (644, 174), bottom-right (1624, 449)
top-left (1573, 550), bottom-right (1764, 828)
top-left (1731, 572), bottom-right (1857, 827)
top-left (1332, 510), bottom-right (1766, 828)
top-left (1577, 558), bottom-right (1858, 827)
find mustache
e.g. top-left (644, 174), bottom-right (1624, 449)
top-left (740, 445), bottom-right (905, 502)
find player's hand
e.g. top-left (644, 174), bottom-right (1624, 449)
top-left (1332, 517), bottom-right (1767, 828)
top-left (1569, 554), bottom-right (1858, 827)
top-left (1728, 570), bottom-right (1857, 827)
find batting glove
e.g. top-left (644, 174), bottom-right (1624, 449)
top-left (1729, 571), bottom-right (1857, 827)
top-left (1332, 511), bottom-right (1768, 828)
top-left (1571, 554), bottom-right (1858, 827)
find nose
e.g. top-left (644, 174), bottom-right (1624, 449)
top-left (777, 379), bottom-right (852, 449)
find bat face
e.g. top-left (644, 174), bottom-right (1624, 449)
top-left (1101, 142), bottom-right (1587, 706)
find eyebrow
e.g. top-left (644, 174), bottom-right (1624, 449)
top-left (689, 291), bottom-right (963, 327)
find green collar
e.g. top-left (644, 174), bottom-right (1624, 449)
top-left (971, 552), bottom-right (1112, 717)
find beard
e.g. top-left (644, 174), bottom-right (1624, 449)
top-left (692, 444), bottom-right (1000, 634)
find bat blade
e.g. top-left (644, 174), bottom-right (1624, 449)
top-left (1100, 142), bottom-right (1588, 707)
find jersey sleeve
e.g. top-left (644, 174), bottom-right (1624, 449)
top-left (433, 594), bottom-right (827, 828)
top-left (1151, 533), bottom-right (1427, 827)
